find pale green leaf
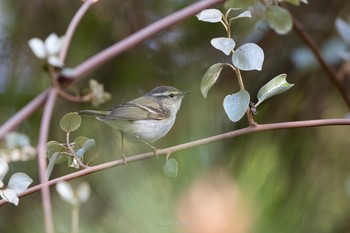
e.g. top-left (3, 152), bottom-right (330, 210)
top-left (45, 33), bottom-right (63, 55)
top-left (45, 152), bottom-right (60, 181)
top-left (163, 158), bottom-right (178, 177)
top-left (223, 90), bottom-right (250, 122)
top-left (266, 6), bottom-right (293, 35)
top-left (56, 181), bottom-right (76, 205)
top-left (256, 73), bottom-right (294, 107)
top-left (0, 189), bottom-right (19, 206)
top-left (200, 63), bottom-right (226, 98)
top-left (196, 9), bottom-right (223, 23)
top-left (7, 173), bottom-right (33, 194)
top-left (230, 10), bottom-right (252, 20)
top-left (82, 139), bottom-right (95, 152)
top-left (210, 37), bottom-right (236, 55)
top-left (28, 38), bottom-right (46, 59)
top-left (60, 112), bottom-right (81, 133)
top-left (0, 158), bottom-right (9, 180)
top-left (283, 0), bottom-right (308, 5)
top-left (232, 43), bottom-right (264, 71)
top-left (77, 182), bottom-right (91, 203)
top-left (335, 18), bottom-right (350, 45)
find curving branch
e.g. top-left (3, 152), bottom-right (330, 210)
top-left (0, 0), bottom-right (224, 140)
top-left (37, 88), bottom-right (57, 233)
top-left (59, 0), bottom-right (224, 82)
top-left (0, 117), bottom-right (349, 206)
top-left (292, 16), bottom-right (350, 109)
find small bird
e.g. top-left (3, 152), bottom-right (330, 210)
top-left (78, 86), bottom-right (189, 162)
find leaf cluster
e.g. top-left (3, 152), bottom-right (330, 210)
top-left (197, 7), bottom-right (294, 123)
top-left (46, 113), bottom-right (95, 180)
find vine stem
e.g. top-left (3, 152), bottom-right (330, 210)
top-left (37, 88), bottom-right (57, 233)
top-left (1, 117), bottom-right (348, 206)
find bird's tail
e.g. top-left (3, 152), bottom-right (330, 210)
top-left (78, 110), bottom-right (110, 118)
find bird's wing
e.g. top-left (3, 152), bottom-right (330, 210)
top-left (104, 102), bottom-right (170, 121)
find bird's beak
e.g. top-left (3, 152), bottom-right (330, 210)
top-left (181, 90), bottom-right (191, 96)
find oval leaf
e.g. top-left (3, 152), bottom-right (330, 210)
top-left (232, 43), bottom-right (264, 71)
top-left (163, 158), bottom-right (178, 177)
top-left (60, 112), bottom-right (81, 133)
top-left (211, 37), bottom-right (236, 55)
top-left (0, 189), bottom-right (19, 206)
top-left (28, 38), bottom-right (46, 59)
top-left (223, 90), bottom-right (250, 122)
top-left (256, 73), bottom-right (294, 107)
top-left (0, 158), bottom-right (9, 180)
top-left (56, 182), bottom-right (76, 205)
top-left (196, 9), bottom-right (223, 23)
top-left (77, 182), bottom-right (91, 203)
top-left (7, 173), bottom-right (33, 194)
top-left (200, 63), bottom-right (226, 98)
top-left (231, 10), bottom-right (252, 20)
top-left (335, 18), bottom-right (350, 45)
top-left (266, 6), bottom-right (293, 35)
top-left (45, 152), bottom-right (60, 181)
top-left (82, 139), bottom-right (95, 151)
top-left (47, 141), bottom-right (66, 157)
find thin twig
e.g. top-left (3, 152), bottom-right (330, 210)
top-left (37, 89), bottom-right (57, 233)
top-left (1, 117), bottom-right (348, 206)
top-left (292, 16), bottom-right (350, 109)
top-left (59, 0), bottom-right (97, 63)
top-left (0, 90), bottom-right (50, 140)
top-left (66, 132), bottom-right (89, 168)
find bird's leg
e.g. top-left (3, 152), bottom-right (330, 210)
top-left (121, 131), bottom-right (127, 164)
top-left (137, 137), bottom-right (160, 158)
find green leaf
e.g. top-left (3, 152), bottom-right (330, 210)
top-left (256, 73), bottom-right (294, 107)
top-left (46, 141), bottom-right (68, 164)
top-left (196, 9), bottom-right (223, 23)
top-left (266, 6), bottom-right (293, 35)
top-left (210, 37), bottom-right (236, 55)
top-left (45, 152), bottom-right (60, 181)
top-left (163, 158), bottom-right (178, 177)
top-left (60, 112), bottom-right (81, 133)
top-left (223, 90), bottom-right (250, 122)
top-left (232, 43), bottom-right (264, 71)
top-left (224, 0), bottom-right (255, 9)
top-left (73, 136), bottom-right (89, 148)
top-left (200, 63), bottom-right (226, 98)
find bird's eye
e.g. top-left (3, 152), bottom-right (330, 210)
top-left (169, 93), bottom-right (175, 98)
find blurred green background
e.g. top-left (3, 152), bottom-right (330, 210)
top-left (1, 0), bottom-right (350, 232)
